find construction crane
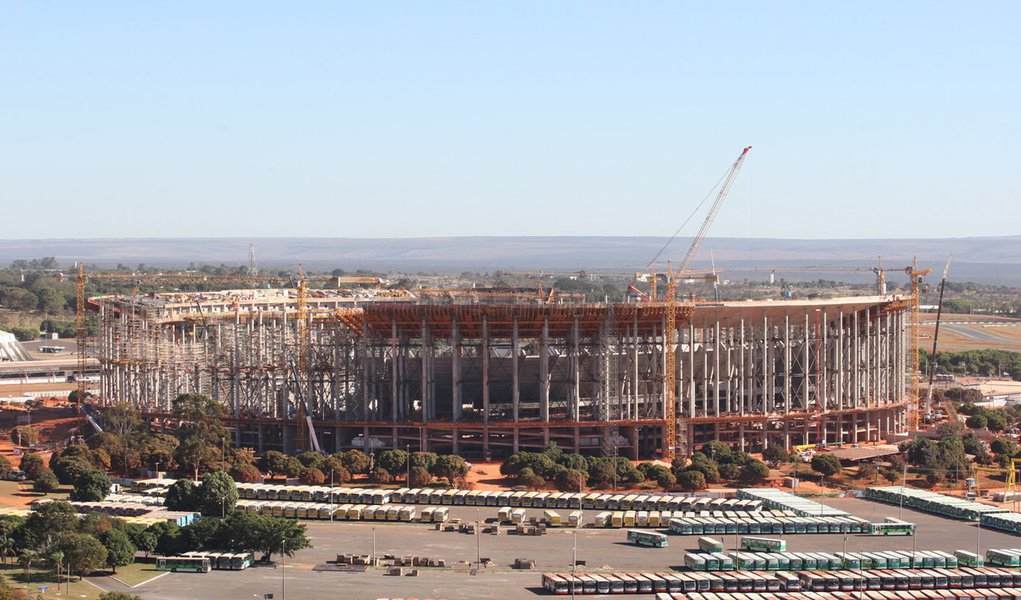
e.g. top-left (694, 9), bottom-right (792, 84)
top-left (907, 258), bottom-right (932, 431)
top-left (924, 255), bottom-right (953, 424)
top-left (661, 145), bottom-right (752, 462)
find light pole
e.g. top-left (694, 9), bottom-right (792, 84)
top-left (899, 462), bottom-right (907, 519)
top-left (571, 530), bottom-right (577, 600)
top-left (371, 527), bottom-right (376, 566)
top-left (475, 508), bottom-right (481, 572)
top-left (406, 444), bottom-right (411, 485)
top-left (842, 533), bottom-right (848, 564)
top-left (280, 538), bottom-right (286, 600)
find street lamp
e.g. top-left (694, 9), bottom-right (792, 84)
top-left (406, 444), bottom-right (411, 485)
top-left (280, 538), bottom-right (286, 600)
top-left (571, 530), bottom-right (578, 600)
top-left (476, 508), bottom-right (481, 572)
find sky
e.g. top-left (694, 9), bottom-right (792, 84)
top-left (1, 2), bottom-right (1019, 240)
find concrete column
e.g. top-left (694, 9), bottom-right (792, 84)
top-left (571, 317), bottom-right (580, 421)
top-left (452, 318), bottom-right (462, 422)
top-left (421, 319), bottom-right (430, 425)
top-left (482, 316), bottom-right (490, 460)
top-left (540, 318), bottom-right (550, 422)
top-left (512, 317), bottom-right (520, 423)
top-left (391, 318), bottom-right (399, 423)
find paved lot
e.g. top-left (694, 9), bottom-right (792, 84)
top-left (115, 497), bottom-right (1021, 600)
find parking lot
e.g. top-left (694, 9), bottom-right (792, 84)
top-left (124, 497), bottom-right (1021, 600)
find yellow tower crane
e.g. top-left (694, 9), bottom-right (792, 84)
top-left (659, 146), bottom-right (752, 462)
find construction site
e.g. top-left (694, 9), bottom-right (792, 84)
top-left (84, 147), bottom-right (914, 460)
top-left (91, 289), bottom-right (912, 460)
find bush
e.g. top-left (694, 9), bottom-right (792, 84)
top-left (653, 469), bottom-right (676, 489)
top-left (677, 470), bottom-right (706, 491)
top-left (229, 463), bottom-right (264, 483)
top-left (966, 414), bottom-right (988, 429)
top-left (857, 463), bottom-right (879, 481)
top-left (740, 460), bottom-right (770, 484)
top-left (718, 463), bottom-right (742, 480)
top-left (881, 468), bottom-right (900, 483)
top-left (686, 459), bottom-right (721, 484)
top-left (337, 449), bottom-right (371, 474)
top-left (299, 467), bottom-right (326, 486)
top-left (369, 467), bottom-right (393, 484)
top-left (555, 468), bottom-right (587, 493)
top-left (323, 460), bottom-right (352, 485)
top-left (762, 444), bottom-right (791, 466)
top-left (408, 466), bottom-right (432, 487)
top-left (518, 467), bottom-right (545, 490)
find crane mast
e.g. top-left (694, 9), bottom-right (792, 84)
top-left (664, 146), bottom-right (751, 462)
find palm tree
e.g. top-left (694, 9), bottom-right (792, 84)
top-left (49, 550), bottom-right (64, 584)
top-left (0, 534), bottom-right (15, 566)
top-left (19, 549), bottom-right (37, 583)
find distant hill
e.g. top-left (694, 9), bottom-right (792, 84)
top-left (0, 236), bottom-right (1019, 285)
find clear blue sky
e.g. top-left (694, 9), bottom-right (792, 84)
top-left (2, 2), bottom-right (1018, 240)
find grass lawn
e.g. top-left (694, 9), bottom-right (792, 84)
top-left (108, 559), bottom-right (164, 587)
top-left (0, 564), bottom-right (104, 599)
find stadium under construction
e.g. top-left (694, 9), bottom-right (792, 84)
top-left (92, 289), bottom-right (911, 459)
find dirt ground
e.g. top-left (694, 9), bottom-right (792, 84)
top-left (917, 313), bottom-right (1021, 352)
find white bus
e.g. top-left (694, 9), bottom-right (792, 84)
top-left (626, 529), bottom-right (668, 548)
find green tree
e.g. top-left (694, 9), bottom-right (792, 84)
top-left (337, 449), bottom-right (371, 474)
top-left (171, 393), bottom-right (229, 475)
top-left (52, 456), bottom-right (94, 486)
top-left (19, 501), bottom-right (78, 550)
top-left (762, 444), bottom-right (792, 467)
top-left (741, 459), bottom-right (771, 483)
top-left (133, 530), bottom-right (157, 557)
top-left (296, 451), bottom-right (326, 471)
top-left (99, 528), bottom-right (136, 573)
top-left (322, 459), bottom-right (351, 485)
top-left (686, 456), bottom-right (721, 484)
top-left (586, 459), bottom-right (616, 488)
top-left (517, 467), bottom-right (545, 490)
top-left (0, 533), bottom-right (16, 566)
top-left (409, 451), bottom-right (438, 472)
top-left (678, 470), bottom-right (706, 491)
top-left (0, 455), bottom-right (11, 478)
top-left (33, 469), bottom-right (59, 494)
top-left (164, 479), bottom-right (199, 511)
top-left (408, 466), bottom-right (432, 487)
top-left (377, 449), bottom-right (408, 475)
top-left (431, 454), bottom-right (469, 486)
top-left (139, 434), bottom-right (179, 471)
top-left (253, 517), bottom-right (310, 562)
top-left (554, 468), bottom-right (587, 493)
top-left (198, 471), bottom-right (238, 517)
top-left (18, 454), bottom-right (44, 480)
top-left (70, 468), bottom-right (112, 502)
top-left (700, 441), bottom-right (733, 463)
top-left (59, 533), bottom-right (108, 579)
top-left (966, 414), bottom-right (988, 429)
top-left (811, 453), bottom-right (843, 478)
